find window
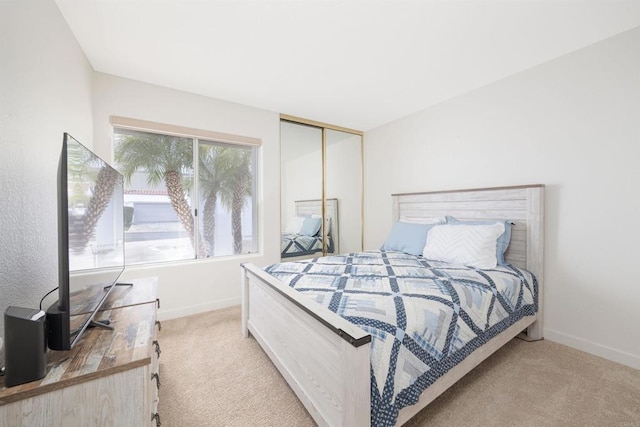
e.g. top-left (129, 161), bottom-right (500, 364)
top-left (112, 118), bottom-right (259, 265)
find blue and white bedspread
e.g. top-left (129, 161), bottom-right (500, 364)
top-left (264, 250), bottom-right (538, 426)
top-left (281, 232), bottom-right (334, 258)
top-left (281, 232), bottom-right (322, 257)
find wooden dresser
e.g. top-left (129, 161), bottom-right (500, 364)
top-left (0, 277), bottom-right (161, 426)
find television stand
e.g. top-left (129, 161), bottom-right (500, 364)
top-left (89, 282), bottom-right (136, 329)
top-left (87, 318), bottom-right (113, 329)
top-left (103, 282), bottom-right (134, 290)
top-left (0, 277), bottom-right (161, 426)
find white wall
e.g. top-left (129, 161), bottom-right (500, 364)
top-left (91, 73), bottom-right (281, 320)
top-left (0, 0), bottom-right (94, 358)
top-left (0, 0), bottom-right (280, 347)
top-left (364, 27), bottom-right (640, 369)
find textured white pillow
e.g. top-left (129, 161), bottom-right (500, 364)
top-left (422, 223), bottom-right (505, 269)
top-left (285, 216), bottom-right (305, 234)
top-left (398, 215), bottom-right (446, 225)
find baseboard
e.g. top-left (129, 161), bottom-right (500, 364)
top-left (157, 297), bottom-right (241, 321)
top-left (544, 328), bottom-right (640, 370)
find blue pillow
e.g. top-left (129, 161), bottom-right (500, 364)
top-left (381, 222), bottom-right (438, 256)
top-left (445, 216), bottom-right (512, 265)
top-left (299, 217), bottom-right (322, 236)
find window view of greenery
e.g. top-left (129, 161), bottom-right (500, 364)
top-left (114, 128), bottom-right (258, 265)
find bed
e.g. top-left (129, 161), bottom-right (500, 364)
top-left (281, 198), bottom-right (339, 260)
top-left (242, 184), bottom-right (544, 426)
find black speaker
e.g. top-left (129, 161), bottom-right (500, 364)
top-left (4, 306), bottom-right (47, 387)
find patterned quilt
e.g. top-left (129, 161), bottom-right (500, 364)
top-left (264, 250), bottom-right (538, 426)
top-left (281, 232), bottom-right (334, 258)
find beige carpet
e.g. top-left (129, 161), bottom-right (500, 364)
top-left (158, 306), bottom-right (640, 427)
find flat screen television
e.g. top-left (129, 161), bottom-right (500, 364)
top-left (46, 133), bottom-right (126, 350)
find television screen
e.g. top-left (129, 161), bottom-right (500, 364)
top-left (47, 133), bottom-right (125, 350)
top-left (65, 134), bottom-right (124, 277)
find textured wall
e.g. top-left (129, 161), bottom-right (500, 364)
top-left (364, 28), bottom-right (640, 368)
top-left (0, 2), bottom-right (281, 364)
top-left (0, 0), bottom-right (94, 363)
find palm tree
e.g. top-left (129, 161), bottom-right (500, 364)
top-left (217, 148), bottom-right (252, 254)
top-left (199, 145), bottom-right (253, 255)
top-left (66, 139), bottom-right (120, 253)
top-left (81, 166), bottom-right (120, 248)
top-left (198, 144), bottom-right (224, 256)
top-left (114, 132), bottom-right (206, 256)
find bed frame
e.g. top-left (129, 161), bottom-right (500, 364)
top-left (242, 184), bottom-right (544, 426)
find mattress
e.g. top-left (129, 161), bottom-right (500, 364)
top-left (264, 250), bottom-right (538, 426)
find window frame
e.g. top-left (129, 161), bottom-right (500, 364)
top-left (110, 116), bottom-right (261, 264)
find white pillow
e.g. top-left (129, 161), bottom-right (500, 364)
top-left (285, 216), bottom-right (305, 234)
top-left (399, 215), bottom-right (446, 225)
top-left (422, 223), bottom-right (505, 269)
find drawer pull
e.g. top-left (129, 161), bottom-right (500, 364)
top-left (151, 372), bottom-right (161, 389)
top-left (155, 320), bottom-right (162, 331)
top-left (152, 412), bottom-right (161, 426)
top-left (153, 340), bottom-right (161, 358)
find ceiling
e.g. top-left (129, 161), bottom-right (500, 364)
top-left (55, 0), bottom-right (640, 131)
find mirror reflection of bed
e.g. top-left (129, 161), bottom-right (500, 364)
top-left (281, 199), bottom-right (339, 261)
top-left (280, 118), bottom-right (363, 262)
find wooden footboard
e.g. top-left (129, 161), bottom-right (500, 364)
top-left (241, 263), bottom-right (371, 427)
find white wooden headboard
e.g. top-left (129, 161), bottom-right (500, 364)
top-left (392, 185), bottom-right (544, 269)
top-left (295, 198), bottom-right (340, 254)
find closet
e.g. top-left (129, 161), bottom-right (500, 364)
top-left (280, 116), bottom-right (363, 261)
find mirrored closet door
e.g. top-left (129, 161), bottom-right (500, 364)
top-left (280, 117), bottom-right (363, 261)
top-left (325, 129), bottom-right (363, 255)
